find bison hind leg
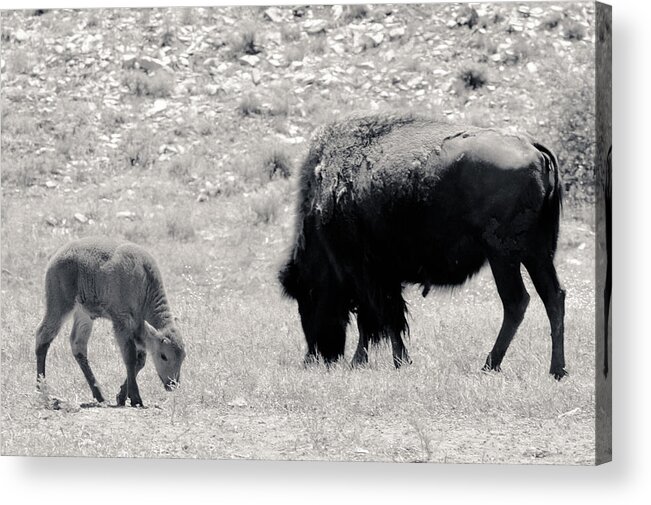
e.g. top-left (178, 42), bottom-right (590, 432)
top-left (483, 257), bottom-right (530, 374)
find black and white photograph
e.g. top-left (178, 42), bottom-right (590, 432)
top-left (1, 0), bottom-right (614, 477)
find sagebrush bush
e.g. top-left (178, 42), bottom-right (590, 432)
top-left (250, 190), bottom-right (280, 224)
top-left (166, 214), bottom-right (196, 241)
top-left (457, 66), bottom-right (488, 90)
top-left (261, 148), bottom-right (292, 179)
top-left (564, 21), bottom-right (586, 41)
top-left (238, 93), bottom-right (263, 116)
top-left (123, 70), bottom-right (174, 98)
top-left (547, 75), bottom-right (595, 201)
top-left (231, 26), bottom-right (260, 56)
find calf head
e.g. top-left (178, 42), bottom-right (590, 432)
top-left (144, 322), bottom-right (186, 390)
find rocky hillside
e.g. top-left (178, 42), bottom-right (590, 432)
top-left (1, 3), bottom-right (596, 200)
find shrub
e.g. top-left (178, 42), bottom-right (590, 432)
top-left (231, 26), bottom-right (261, 56)
top-left (261, 148), bottom-right (292, 179)
top-left (238, 93), bottom-right (263, 116)
top-left (123, 70), bottom-right (175, 98)
top-left (250, 190), bottom-right (280, 224)
top-left (343, 4), bottom-right (368, 22)
top-left (542, 13), bottom-right (562, 30)
top-left (458, 66), bottom-right (487, 90)
top-left (122, 128), bottom-right (156, 169)
top-left (564, 21), bottom-right (586, 41)
top-left (166, 214), bottom-right (196, 241)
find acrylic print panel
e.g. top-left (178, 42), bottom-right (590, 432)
top-left (0, 2), bottom-right (611, 464)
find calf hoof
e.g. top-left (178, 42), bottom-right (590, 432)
top-left (129, 395), bottom-right (144, 408)
top-left (550, 367), bottom-right (569, 381)
top-left (116, 385), bottom-right (128, 406)
top-left (482, 354), bottom-right (502, 373)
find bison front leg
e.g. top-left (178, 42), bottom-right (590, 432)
top-left (298, 290), bottom-right (349, 366)
top-left (351, 317), bottom-right (370, 367)
top-left (483, 258), bottom-right (530, 374)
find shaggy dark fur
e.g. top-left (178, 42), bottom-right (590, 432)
top-left (280, 114), bottom-right (567, 379)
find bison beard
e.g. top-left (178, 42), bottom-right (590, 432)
top-left (279, 114), bottom-right (567, 380)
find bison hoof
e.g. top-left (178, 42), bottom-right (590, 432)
top-left (482, 354), bottom-right (502, 373)
top-left (303, 353), bottom-right (319, 367)
top-left (351, 351), bottom-right (369, 368)
top-left (393, 356), bottom-right (412, 369)
top-left (116, 394), bottom-right (126, 407)
top-left (550, 368), bottom-right (568, 381)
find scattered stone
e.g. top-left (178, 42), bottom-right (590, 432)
top-left (228, 397), bottom-right (248, 408)
top-left (148, 99), bottom-right (167, 116)
top-left (239, 55), bottom-right (260, 67)
top-left (264, 7), bottom-right (289, 23)
top-left (388, 26), bottom-right (406, 40)
top-left (45, 180), bottom-right (58, 189)
top-left (14, 29), bottom-right (29, 42)
top-left (116, 211), bottom-right (136, 220)
top-left (251, 69), bottom-right (261, 85)
top-left (368, 32), bottom-right (384, 46)
top-left (45, 216), bottom-right (58, 227)
top-left (303, 19), bottom-right (328, 35)
top-left (74, 213), bottom-right (88, 224)
top-left (526, 62), bottom-right (538, 73)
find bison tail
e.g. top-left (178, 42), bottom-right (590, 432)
top-left (534, 142), bottom-right (563, 256)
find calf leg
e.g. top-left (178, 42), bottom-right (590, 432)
top-left (35, 279), bottom-right (75, 389)
top-left (116, 347), bottom-right (146, 406)
top-left (483, 258), bottom-right (530, 373)
top-left (113, 322), bottom-right (144, 407)
top-left (524, 256), bottom-right (567, 380)
top-left (69, 308), bottom-right (105, 403)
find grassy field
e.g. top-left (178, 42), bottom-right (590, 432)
top-left (1, 4), bottom-right (599, 464)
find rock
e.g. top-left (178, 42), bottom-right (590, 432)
top-left (138, 55), bottom-right (167, 72)
top-left (251, 69), bottom-right (261, 85)
top-left (239, 55), bottom-right (260, 67)
top-left (303, 19), bottom-right (327, 34)
top-left (332, 5), bottom-right (344, 20)
top-left (368, 32), bottom-right (384, 46)
top-left (116, 211), bottom-right (136, 220)
top-left (383, 49), bottom-right (396, 61)
top-left (205, 84), bottom-right (220, 95)
top-left (14, 29), bottom-right (29, 42)
top-left (74, 213), bottom-right (88, 224)
top-left (264, 7), bottom-right (288, 23)
top-left (357, 61), bottom-right (375, 70)
top-left (228, 397), bottom-right (248, 408)
top-left (148, 99), bottom-right (167, 116)
top-left (45, 216), bottom-right (58, 227)
top-left (526, 62), bottom-right (538, 73)
top-left (388, 26), bottom-right (406, 40)
top-left (330, 42), bottom-right (346, 56)
top-left (45, 180), bottom-right (57, 189)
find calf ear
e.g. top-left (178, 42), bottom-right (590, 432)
top-left (144, 321), bottom-right (162, 340)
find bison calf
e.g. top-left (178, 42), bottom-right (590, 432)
top-left (279, 114), bottom-right (567, 379)
top-left (35, 237), bottom-right (186, 406)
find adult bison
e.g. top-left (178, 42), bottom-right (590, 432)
top-left (279, 114), bottom-right (567, 379)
